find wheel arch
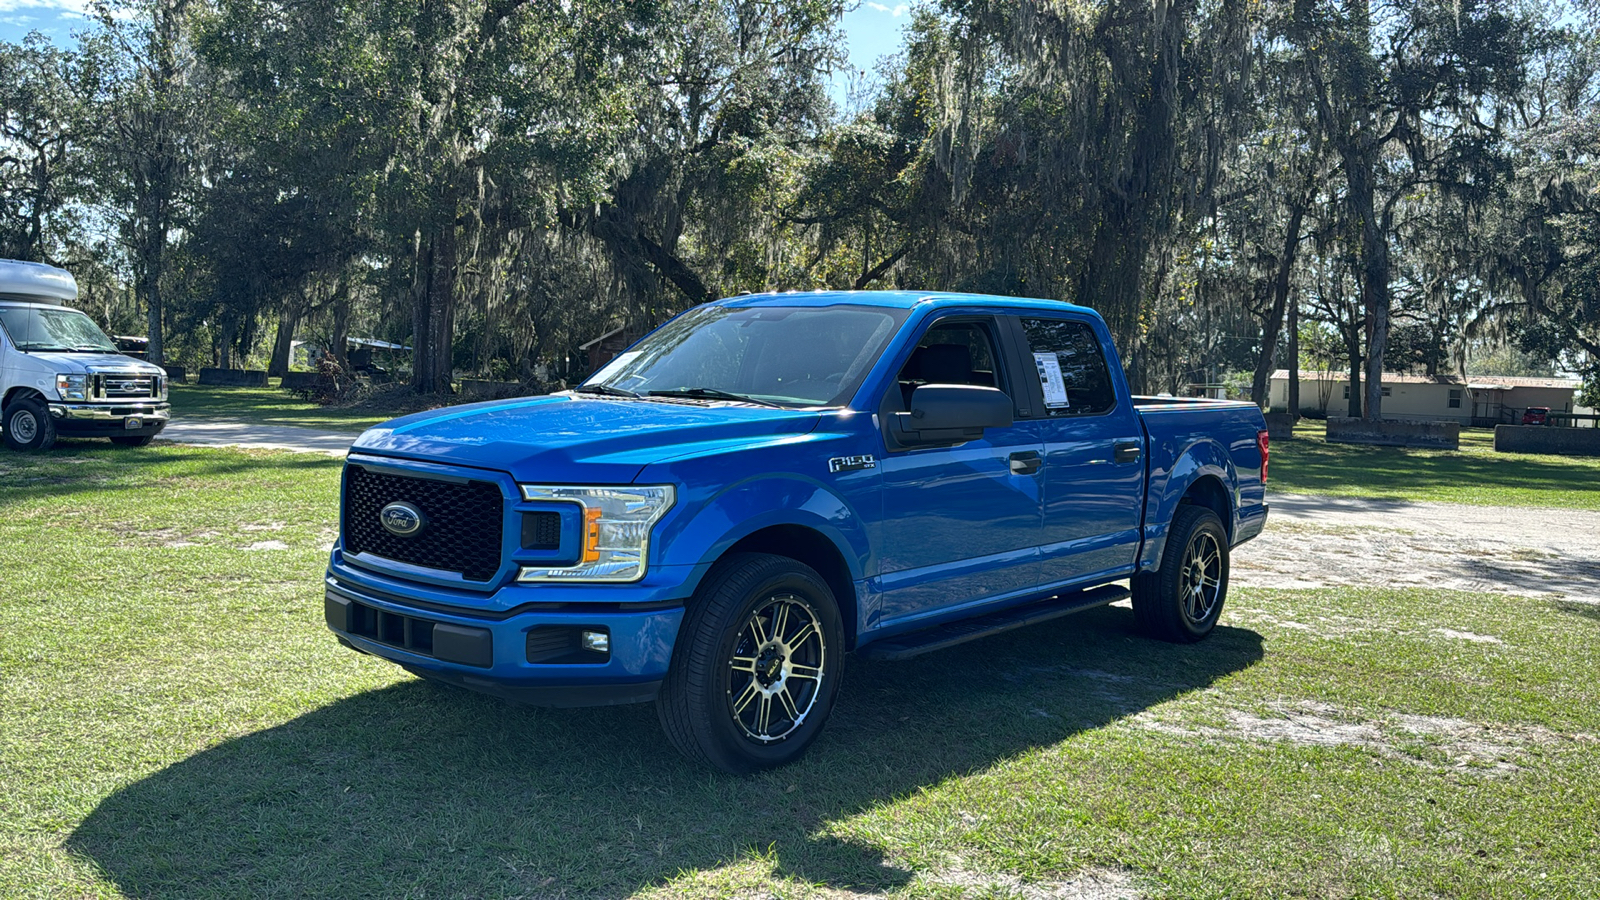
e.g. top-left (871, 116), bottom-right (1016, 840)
top-left (1178, 474), bottom-right (1233, 539)
top-left (719, 524), bottom-right (860, 650)
top-left (3, 386), bottom-right (46, 411)
top-left (1139, 437), bottom-right (1239, 572)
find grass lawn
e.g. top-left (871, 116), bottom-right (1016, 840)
top-left (3, 444), bottom-right (1597, 898)
top-left (1269, 421), bottom-right (1600, 510)
top-left (168, 382), bottom-right (392, 433)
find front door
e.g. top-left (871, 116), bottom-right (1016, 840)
top-left (872, 315), bottom-right (1043, 627)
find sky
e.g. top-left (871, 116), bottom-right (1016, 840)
top-left (0, 1), bottom-right (914, 98)
top-left (0, 0), bottom-right (89, 45)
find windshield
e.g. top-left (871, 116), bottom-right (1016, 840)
top-left (583, 304), bottom-right (910, 408)
top-left (0, 306), bottom-right (118, 352)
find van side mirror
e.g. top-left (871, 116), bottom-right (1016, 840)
top-left (890, 384), bottom-right (1013, 447)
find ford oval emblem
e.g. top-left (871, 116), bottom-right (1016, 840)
top-left (380, 501), bottom-right (426, 537)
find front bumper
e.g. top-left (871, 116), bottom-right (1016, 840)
top-left (48, 401), bottom-right (170, 436)
top-left (323, 568), bottom-right (687, 707)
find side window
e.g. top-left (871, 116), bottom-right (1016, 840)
top-left (1020, 318), bottom-right (1116, 416)
top-left (894, 320), bottom-right (1007, 408)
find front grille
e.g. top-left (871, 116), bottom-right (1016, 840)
top-left (99, 375), bottom-right (156, 398)
top-left (343, 465), bottom-right (505, 582)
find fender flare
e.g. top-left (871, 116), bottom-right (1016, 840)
top-left (1140, 437), bottom-right (1239, 571)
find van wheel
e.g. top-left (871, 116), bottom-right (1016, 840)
top-left (3, 397), bottom-right (57, 452)
top-left (657, 553), bottom-right (844, 774)
top-left (1132, 505), bottom-right (1229, 642)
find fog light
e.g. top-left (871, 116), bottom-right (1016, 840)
top-left (581, 630), bottom-right (610, 654)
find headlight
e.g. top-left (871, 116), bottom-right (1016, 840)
top-left (56, 374), bottom-right (88, 402)
top-left (516, 485), bottom-right (675, 583)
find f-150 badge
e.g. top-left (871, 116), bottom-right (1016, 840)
top-left (828, 455), bottom-right (877, 474)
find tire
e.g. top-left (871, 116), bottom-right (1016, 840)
top-left (110, 434), bottom-right (155, 447)
top-left (2, 397), bottom-right (57, 452)
top-left (1131, 505), bottom-right (1229, 643)
top-left (657, 552), bottom-right (844, 774)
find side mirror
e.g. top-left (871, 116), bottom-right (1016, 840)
top-left (891, 384), bottom-right (1014, 447)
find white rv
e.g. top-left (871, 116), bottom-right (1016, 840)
top-left (0, 259), bottom-right (170, 451)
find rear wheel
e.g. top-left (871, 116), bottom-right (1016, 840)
top-left (1132, 505), bottom-right (1229, 642)
top-left (657, 553), bottom-right (844, 774)
top-left (2, 397), bottom-right (56, 452)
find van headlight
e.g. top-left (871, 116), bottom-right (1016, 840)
top-left (56, 374), bottom-right (88, 402)
top-left (516, 485), bottom-right (675, 583)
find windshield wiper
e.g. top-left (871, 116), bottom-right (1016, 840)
top-left (574, 383), bottom-right (642, 398)
top-left (647, 388), bottom-right (782, 407)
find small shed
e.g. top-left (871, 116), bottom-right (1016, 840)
top-left (580, 326), bottom-right (642, 373)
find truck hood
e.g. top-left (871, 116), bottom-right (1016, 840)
top-left (351, 393), bottom-right (824, 482)
top-left (20, 352), bottom-right (165, 376)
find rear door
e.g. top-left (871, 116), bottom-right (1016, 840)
top-left (1011, 314), bottom-right (1145, 585)
top-left (871, 313), bottom-right (1043, 627)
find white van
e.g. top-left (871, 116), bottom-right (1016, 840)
top-left (0, 259), bottom-right (171, 451)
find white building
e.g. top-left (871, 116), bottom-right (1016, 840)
top-left (1269, 370), bottom-right (1584, 426)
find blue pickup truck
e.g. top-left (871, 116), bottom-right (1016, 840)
top-left (325, 291), bottom-right (1268, 772)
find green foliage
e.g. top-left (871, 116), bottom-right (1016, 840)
top-left (1, 0), bottom-right (1596, 393)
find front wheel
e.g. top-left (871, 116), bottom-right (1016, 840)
top-left (657, 553), bottom-right (844, 774)
top-left (2, 397), bottom-right (57, 452)
top-left (1132, 505), bottom-right (1230, 642)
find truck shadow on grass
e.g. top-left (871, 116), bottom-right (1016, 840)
top-left (69, 608), bottom-right (1263, 899)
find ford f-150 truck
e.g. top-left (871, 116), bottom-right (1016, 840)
top-left (1, 259), bottom-right (171, 451)
top-left (325, 291), bottom-right (1268, 772)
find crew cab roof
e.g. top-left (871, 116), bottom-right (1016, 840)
top-left (717, 289), bottom-right (1099, 317)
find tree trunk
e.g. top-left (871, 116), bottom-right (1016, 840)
top-left (1287, 291), bottom-right (1300, 416)
top-left (267, 304), bottom-right (301, 378)
top-left (1250, 198), bottom-right (1307, 408)
top-left (411, 222), bottom-right (458, 394)
top-left (330, 286), bottom-right (351, 370)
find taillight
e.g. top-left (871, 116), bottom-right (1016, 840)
top-left (1257, 429), bottom-right (1270, 484)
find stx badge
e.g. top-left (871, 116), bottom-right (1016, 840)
top-left (828, 454), bottom-right (877, 474)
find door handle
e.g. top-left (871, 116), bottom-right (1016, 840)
top-left (1114, 441), bottom-right (1142, 464)
top-left (1009, 450), bottom-right (1042, 475)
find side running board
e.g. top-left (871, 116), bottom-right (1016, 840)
top-left (858, 584), bottom-right (1130, 661)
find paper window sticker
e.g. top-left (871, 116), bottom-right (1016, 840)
top-left (1033, 352), bottom-right (1071, 408)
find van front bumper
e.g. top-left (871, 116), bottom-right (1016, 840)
top-left (323, 571), bottom-right (686, 707)
top-left (49, 401), bottom-right (170, 437)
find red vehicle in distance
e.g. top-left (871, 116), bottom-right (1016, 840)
top-left (1522, 407), bottom-right (1550, 425)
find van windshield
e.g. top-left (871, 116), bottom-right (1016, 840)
top-left (0, 306), bottom-right (119, 353)
top-left (581, 304), bottom-right (910, 408)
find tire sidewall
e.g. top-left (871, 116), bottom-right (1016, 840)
top-left (1171, 509), bottom-right (1229, 639)
top-left (3, 399), bottom-right (54, 452)
top-left (693, 562), bottom-right (844, 771)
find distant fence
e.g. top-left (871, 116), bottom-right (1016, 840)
top-left (1495, 425), bottom-right (1600, 458)
top-left (1263, 412), bottom-right (1297, 441)
top-left (279, 371), bottom-right (322, 391)
top-left (162, 365), bottom-right (187, 383)
top-left (198, 368), bottom-right (268, 387)
top-left (1326, 417), bottom-right (1460, 450)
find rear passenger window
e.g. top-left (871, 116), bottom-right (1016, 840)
top-left (1020, 318), bottom-right (1116, 416)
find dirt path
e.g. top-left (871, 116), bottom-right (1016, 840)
top-left (1234, 492), bottom-right (1600, 603)
top-left (158, 420), bottom-right (355, 456)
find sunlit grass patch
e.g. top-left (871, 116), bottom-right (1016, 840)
top-left (1, 447), bottom-right (1597, 899)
